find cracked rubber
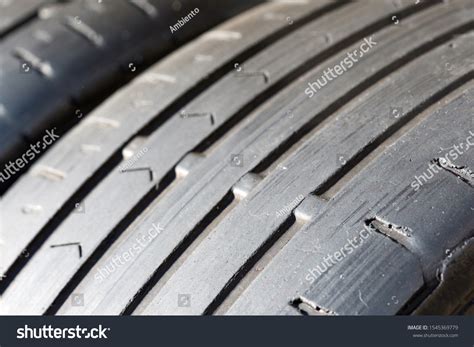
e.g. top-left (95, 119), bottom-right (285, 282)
top-left (0, 0), bottom-right (473, 316)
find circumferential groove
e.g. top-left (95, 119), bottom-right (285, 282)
top-left (45, 169), bottom-right (177, 314)
top-left (3, 0), bottom-right (460, 318)
top-left (202, 10), bottom-right (472, 314)
top-left (204, 214), bottom-right (296, 315)
top-left (122, 189), bottom-right (236, 315)
top-left (143, 1), bottom-right (454, 313)
top-left (312, 70), bottom-right (474, 198)
top-left (0, 0), bottom-right (347, 293)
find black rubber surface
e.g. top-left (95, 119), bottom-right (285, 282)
top-left (0, 0), bottom-right (260, 176)
top-left (0, 0), bottom-right (472, 316)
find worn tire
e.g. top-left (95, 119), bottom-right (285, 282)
top-left (0, 0), bottom-right (260, 181)
top-left (0, 0), bottom-right (473, 316)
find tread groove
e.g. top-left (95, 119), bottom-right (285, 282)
top-left (253, 22), bottom-right (474, 178)
top-left (0, 0), bottom-right (283, 285)
top-left (313, 69), bottom-right (474, 197)
top-left (204, 214), bottom-right (296, 315)
top-left (187, 33), bottom-right (474, 315)
top-left (138, 1), bottom-right (348, 139)
top-left (80, 3), bottom-right (470, 315)
top-left (2, 0), bottom-right (473, 317)
top-left (0, 150), bottom-right (124, 295)
top-left (194, 1), bottom-right (440, 154)
top-left (123, 190), bottom-right (236, 315)
top-left (0, 1), bottom-right (347, 288)
top-left (45, 169), bottom-right (177, 314)
top-left (222, 76), bottom-right (473, 313)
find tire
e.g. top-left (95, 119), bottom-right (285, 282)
top-left (0, 0), bottom-right (261, 183)
top-left (0, 0), bottom-right (473, 316)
